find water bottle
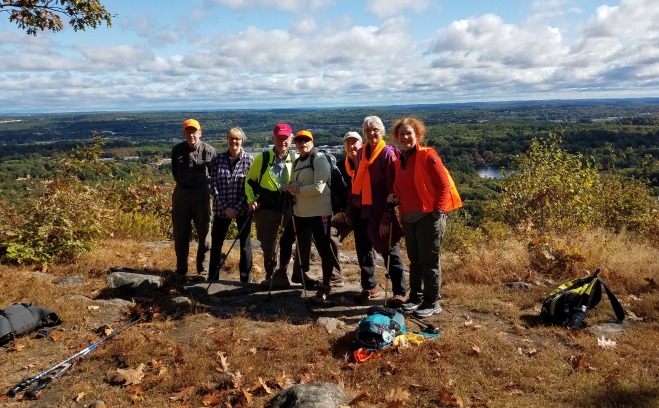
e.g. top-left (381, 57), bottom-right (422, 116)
top-left (567, 305), bottom-right (587, 329)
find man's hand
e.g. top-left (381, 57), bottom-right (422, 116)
top-left (224, 208), bottom-right (238, 219)
top-left (249, 202), bottom-right (259, 212)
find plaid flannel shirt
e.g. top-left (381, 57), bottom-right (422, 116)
top-left (210, 150), bottom-right (254, 218)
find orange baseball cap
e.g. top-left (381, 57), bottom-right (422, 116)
top-left (183, 119), bottom-right (201, 130)
top-left (294, 130), bottom-right (314, 141)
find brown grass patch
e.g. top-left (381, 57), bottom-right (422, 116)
top-left (1, 233), bottom-right (658, 407)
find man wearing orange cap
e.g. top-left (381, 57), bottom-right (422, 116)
top-left (171, 119), bottom-right (216, 279)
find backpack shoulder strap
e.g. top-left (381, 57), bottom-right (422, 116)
top-left (258, 150), bottom-right (270, 183)
top-left (598, 277), bottom-right (626, 321)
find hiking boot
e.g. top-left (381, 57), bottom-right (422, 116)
top-left (413, 303), bottom-right (442, 318)
top-left (386, 295), bottom-right (406, 309)
top-left (309, 285), bottom-right (331, 306)
top-left (401, 299), bottom-right (422, 312)
top-left (260, 271), bottom-right (291, 290)
top-left (354, 286), bottom-right (381, 304)
top-left (292, 271), bottom-right (319, 288)
top-left (329, 277), bottom-right (345, 287)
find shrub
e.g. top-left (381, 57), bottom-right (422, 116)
top-left (501, 133), bottom-right (659, 242)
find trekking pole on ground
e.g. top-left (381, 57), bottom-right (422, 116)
top-left (291, 215), bottom-right (310, 310)
top-left (206, 214), bottom-right (253, 292)
top-left (407, 315), bottom-right (441, 334)
top-left (383, 203), bottom-right (394, 307)
top-left (23, 362), bottom-right (74, 399)
top-left (7, 316), bottom-right (143, 397)
top-left (267, 213), bottom-right (286, 302)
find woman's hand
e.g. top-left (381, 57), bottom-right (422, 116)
top-left (386, 193), bottom-right (399, 205)
top-left (379, 223), bottom-right (390, 237)
top-left (284, 182), bottom-right (300, 194)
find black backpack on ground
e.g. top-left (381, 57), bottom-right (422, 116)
top-left (0, 303), bottom-right (62, 345)
top-left (540, 269), bottom-right (625, 329)
top-left (300, 149), bottom-right (349, 214)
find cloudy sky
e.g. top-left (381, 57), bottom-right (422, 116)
top-left (1, 0), bottom-right (657, 113)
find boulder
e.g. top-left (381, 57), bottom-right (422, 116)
top-left (265, 382), bottom-right (349, 408)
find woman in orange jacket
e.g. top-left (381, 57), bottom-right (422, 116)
top-left (388, 117), bottom-right (460, 318)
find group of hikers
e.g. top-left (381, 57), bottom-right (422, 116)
top-left (170, 115), bottom-right (461, 318)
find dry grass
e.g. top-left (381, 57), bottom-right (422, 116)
top-left (1, 229), bottom-right (658, 407)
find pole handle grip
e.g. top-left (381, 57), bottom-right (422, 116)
top-left (24, 378), bottom-right (52, 399)
top-left (7, 378), bottom-right (32, 397)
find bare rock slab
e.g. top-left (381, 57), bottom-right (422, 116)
top-left (265, 382), bottom-right (349, 408)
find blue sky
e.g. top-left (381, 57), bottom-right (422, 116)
top-left (1, 0), bottom-right (657, 113)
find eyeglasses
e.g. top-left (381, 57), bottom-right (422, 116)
top-left (294, 138), bottom-right (312, 143)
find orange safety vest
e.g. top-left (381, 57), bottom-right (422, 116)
top-left (401, 146), bottom-right (462, 213)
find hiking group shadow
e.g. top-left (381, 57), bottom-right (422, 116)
top-left (95, 267), bottom-right (375, 327)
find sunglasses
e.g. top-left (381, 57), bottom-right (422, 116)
top-left (294, 137), bottom-right (312, 143)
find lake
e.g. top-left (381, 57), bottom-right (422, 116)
top-left (476, 166), bottom-right (507, 179)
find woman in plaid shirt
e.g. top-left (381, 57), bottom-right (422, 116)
top-left (209, 128), bottom-right (255, 282)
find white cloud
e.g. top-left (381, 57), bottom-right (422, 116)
top-left (204, 0), bottom-right (333, 12)
top-left (365, 0), bottom-right (430, 19)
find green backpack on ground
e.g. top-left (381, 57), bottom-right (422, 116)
top-left (540, 269), bottom-right (625, 329)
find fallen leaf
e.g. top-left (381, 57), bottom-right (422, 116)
top-left (256, 377), bottom-right (273, 394)
top-left (527, 348), bottom-right (538, 357)
top-left (202, 394), bottom-right (221, 406)
top-left (128, 384), bottom-right (144, 402)
top-left (49, 330), bottom-right (64, 342)
top-left (275, 371), bottom-right (294, 389)
top-left (74, 392), bottom-right (85, 402)
top-left (216, 351), bottom-right (229, 373)
top-left (170, 386), bottom-right (195, 402)
top-left (463, 317), bottom-right (473, 327)
top-left (471, 345), bottom-right (481, 356)
top-left (10, 342), bottom-right (26, 352)
top-left (87, 305), bottom-right (100, 310)
top-left (439, 385), bottom-right (463, 406)
top-left (115, 363), bottom-right (145, 385)
top-left (597, 336), bottom-right (617, 349)
top-left (249, 347), bottom-right (257, 355)
top-left (386, 387), bottom-right (411, 408)
top-left (349, 390), bottom-right (372, 405)
top-left (240, 388), bottom-right (253, 404)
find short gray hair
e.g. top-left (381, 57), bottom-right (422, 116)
top-left (362, 116), bottom-right (385, 133)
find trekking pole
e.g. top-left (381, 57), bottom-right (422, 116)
top-left (383, 203), bottom-right (395, 307)
top-left (23, 362), bottom-right (74, 399)
top-left (267, 213), bottom-right (286, 301)
top-left (407, 315), bottom-right (441, 334)
top-left (6, 316), bottom-right (143, 397)
top-left (205, 214), bottom-right (253, 291)
top-left (291, 214), bottom-right (310, 310)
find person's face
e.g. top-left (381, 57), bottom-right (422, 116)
top-left (272, 134), bottom-right (292, 155)
top-left (344, 138), bottom-right (362, 161)
top-left (183, 126), bottom-right (201, 149)
top-left (363, 124), bottom-right (383, 148)
top-left (397, 124), bottom-right (418, 152)
top-left (294, 136), bottom-right (313, 156)
top-left (227, 134), bottom-right (243, 156)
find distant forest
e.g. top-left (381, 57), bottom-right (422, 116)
top-left (1, 99), bottom-right (658, 218)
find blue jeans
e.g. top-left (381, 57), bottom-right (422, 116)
top-left (402, 212), bottom-right (446, 305)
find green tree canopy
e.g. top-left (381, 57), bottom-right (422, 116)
top-left (1, 0), bottom-right (112, 35)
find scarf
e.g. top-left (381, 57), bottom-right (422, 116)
top-left (345, 156), bottom-right (355, 180)
top-left (351, 139), bottom-right (386, 205)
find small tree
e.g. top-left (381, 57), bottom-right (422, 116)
top-left (501, 133), bottom-right (600, 232)
top-left (0, 0), bottom-right (112, 35)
